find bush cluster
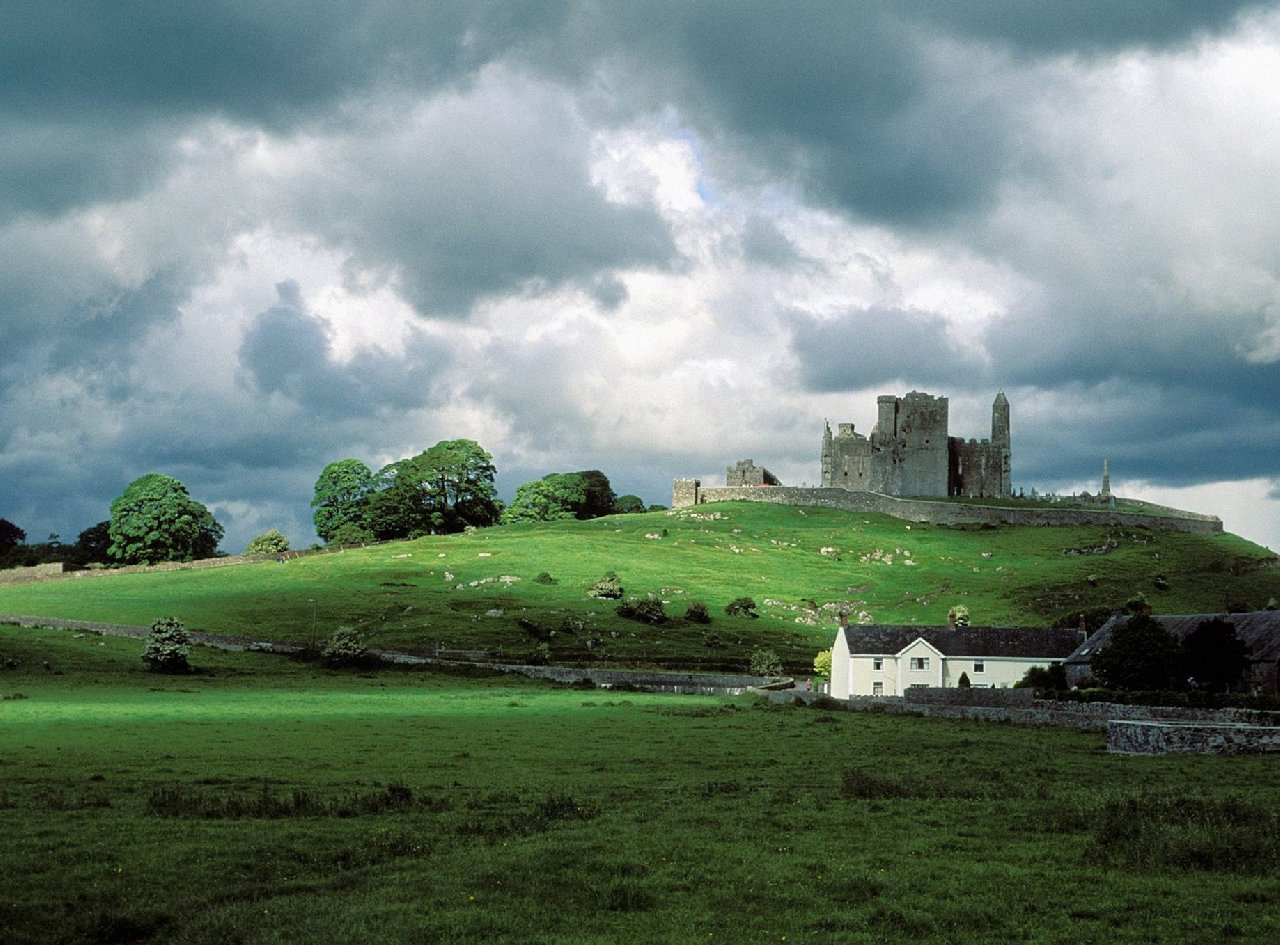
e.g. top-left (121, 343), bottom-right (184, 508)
top-left (321, 627), bottom-right (370, 668)
top-left (588, 572), bottom-right (623, 599)
top-left (725, 596), bottom-right (759, 619)
top-left (616, 595), bottom-right (667, 625)
top-left (142, 617), bottom-right (191, 674)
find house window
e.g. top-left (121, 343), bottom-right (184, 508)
top-left (872, 657), bottom-right (883, 671)
top-left (872, 681), bottom-right (884, 696)
top-left (973, 659), bottom-right (985, 674)
top-left (910, 657), bottom-right (930, 671)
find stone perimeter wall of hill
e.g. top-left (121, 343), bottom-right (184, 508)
top-left (671, 482), bottom-right (1223, 536)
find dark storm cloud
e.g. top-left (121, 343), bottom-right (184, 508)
top-left (238, 280), bottom-right (448, 417)
top-left (0, 2), bottom-right (569, 215)
top-left (790, 306), bottom-right (976, 392)
top-left (286, 71), bottom-right (674, 315)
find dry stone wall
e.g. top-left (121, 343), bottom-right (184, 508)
top-left (671, 483), bottom-right (1222, 535)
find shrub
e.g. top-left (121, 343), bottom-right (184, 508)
top-left (321, 626), bottom-right (369, 668)
top-left (142, 617), bottom-right (191, 674)
top-left (684, 600), bottom-right (711, 624)
top-left (588, 572), bottom-right (623, 599)
top-left (725, 596), bottom-right (759, 618)
top-left (617, 595), bottom-right (667, 625)
top-left (749, 647), bottom-right (783, 677)
top-left (813, 648), bottom-right (833, 680)
top-left (1016, 662), bottom-right (1068, 690)
top-left (533, 571), bottom-right (557, 585)
top-left (957, 671), bottom-right (971, 688)
top-left (703, 633), bottom-right (722, 649)
top-left (244, 528), bottom-right (290, 556)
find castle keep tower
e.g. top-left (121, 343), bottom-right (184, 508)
top-left (820, 389), bottom-right (1013, 499)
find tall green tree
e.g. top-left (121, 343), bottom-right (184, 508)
top-left (503, 474), bottom-right (588, 523)
top-left (573, 470), bottom-right (616, 519)
top-left (1090, 613), bottom-right (1182, 691)
top-left (0, 518), bottom-right (25, 554)
top-left (1181, 617), bottom-right (1250, 692)
top-left (108, 474), bottom-right (224, 564)
top-left (311, 458), bottom-right (375, 543)
top-left (367, 439), bottom-right (501, 538)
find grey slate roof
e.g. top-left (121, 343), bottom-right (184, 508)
top-left (1065, 610), bottom-right (1280, 665)
top-left (840, 624), bottom-right (1084, 659)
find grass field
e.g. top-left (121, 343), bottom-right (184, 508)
top-left (1, 504), bottom-right (1278, 674)
top-left (2, 625), bottom-right (1279, 944)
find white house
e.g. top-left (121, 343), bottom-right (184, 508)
top-left (830, 624), bottom-right (1084, 699)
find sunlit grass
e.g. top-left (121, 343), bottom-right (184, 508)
top-left (1, 503), bottom-right (1277, 676)
top-left (1, 626), bottom-right (1278, 944)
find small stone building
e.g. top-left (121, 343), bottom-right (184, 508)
top-left (725, 459), bottom-right (781, 487)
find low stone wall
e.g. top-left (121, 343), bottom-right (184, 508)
top-left (1107, 719), bottom-right (1280, 754)
top-left (672, 484), bottom-right (1222, 535)
top-left (0, 562), bottom-right (65, 585)
top-left (903, 687), bottom-right (1034, 708)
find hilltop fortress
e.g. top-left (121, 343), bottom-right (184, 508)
top-left (673, 389), bottom-right (1221, 535)
top-left (822, 390), bottom-right (1010, 498)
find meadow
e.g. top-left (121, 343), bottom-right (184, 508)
top-left (2, 625), bottom-right (1278, 944)
top-left (1, 503), bottom-right (1277, 674)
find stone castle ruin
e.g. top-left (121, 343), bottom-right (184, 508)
top-left (671, 388), bottom-right (1222, 535)
top-left (822, 390), bottom-right (1011, 498)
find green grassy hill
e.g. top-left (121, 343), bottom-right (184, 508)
top-left (2, 502), bottom-right (1277, 671)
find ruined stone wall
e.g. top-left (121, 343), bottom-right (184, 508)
top-left (670, 483), bottom-right (1223, 535)
top-left (869, 392), bottom-right (950, 496)
top-left (821, 425), bottom-right (871, 490)
top-left (949, 437), bottom-right (1008, 498)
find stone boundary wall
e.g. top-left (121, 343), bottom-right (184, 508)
top-left (673, 484), bottom-right (1222, 535)
top-left (764, 687), bottom-right (1279, 733)
top-left (903, 686), bottom-right (1035, 707)
top-left (0, 562), bottom-right (65, 585)
top-left (1107, 719), bottom-right (1280, 754)
top-left (1, 615), bottom-right (774, 694)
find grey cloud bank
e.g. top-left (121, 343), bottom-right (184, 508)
top-left (3, 1), bottom-right (1280, 554)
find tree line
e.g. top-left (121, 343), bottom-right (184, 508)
top-left (1, 438), bottom-right (659, 569)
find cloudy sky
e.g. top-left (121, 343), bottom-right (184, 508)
top-left (4, 1), bottom-right (1280, 554)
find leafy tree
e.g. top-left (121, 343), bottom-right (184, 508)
top-left (503, 470), bottom-right (616, 523)
top-left (1016, 662), bottom-right (1068, 690)
top-left (108, 474), bottom-right (224, 564)
top-left (73, 520), bottom-right (112, 564)
top-left (813, 648), bottom-right (833, 681)
top-left (503, 474), bottom-right (587, 523)
top-left (613, 494), bottom-right (646, 514)
top-left (311, 458), bottom-right (375, 543)
top-left (142, 617), bottom-right (192, 674)
top-left (368, 439), bottom-right (501, 538)
top-left (1181, 617), bottom-right (1250, 692)
top-left (1090, 613), bottom-right (1182, 691)
top-left (572, 470), bottom-right (616, 519)
top-left (0, 518), bottom-right (25, 554)
top-left (245, 529), bottom-right (290, 556)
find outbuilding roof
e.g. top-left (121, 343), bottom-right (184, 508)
top-left (839, 624), bottom-right (1084, 659)
top-left (1065, 611), bottom-right (1280, 665)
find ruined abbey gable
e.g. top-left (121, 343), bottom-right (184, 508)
top-left (821, 390), bottom-right (1012, 499)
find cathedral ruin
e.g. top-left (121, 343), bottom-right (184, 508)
top-left (821, 390), bottom-right (1011, 498)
